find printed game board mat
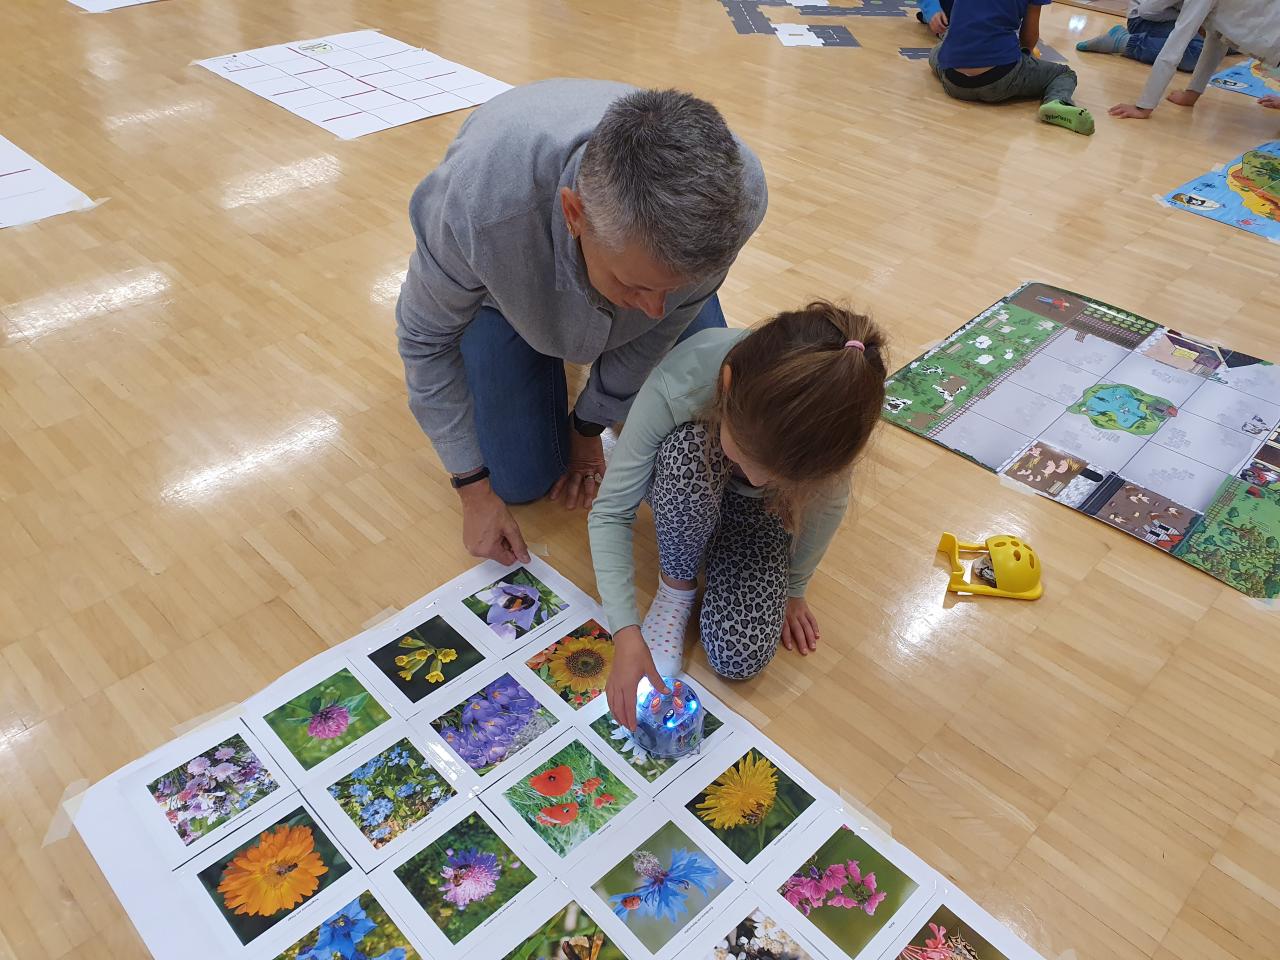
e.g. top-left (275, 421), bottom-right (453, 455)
top-left (881, 282), bottom-right (1280, 599)
top-left (1164, 140), bottom-right (1280, 243)
top-left (72, 554), bottom-right (1054, 960)
top-left (1209, 58), bottom-right (1280, 99)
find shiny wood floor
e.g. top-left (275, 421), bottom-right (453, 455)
top-left (3, 1), bottom-right (1279, 957)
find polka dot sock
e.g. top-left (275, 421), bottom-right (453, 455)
top-left (641, 578), bottom-right (697, 679)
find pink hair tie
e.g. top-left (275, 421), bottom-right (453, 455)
top-left (845, 340), bottom-right (865, 352)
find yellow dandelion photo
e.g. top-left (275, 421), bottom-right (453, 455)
top-left (688, 748), bottom-right (815, 862)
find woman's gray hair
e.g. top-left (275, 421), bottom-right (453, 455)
top-left (576, 89), bottom-right (751, 280)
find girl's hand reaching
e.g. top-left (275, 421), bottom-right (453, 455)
top-left (781, 597), bottom-right (820, 656)
top-left (605, 625), bottom-right (668, 731)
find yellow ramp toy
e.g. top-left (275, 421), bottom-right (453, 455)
top-left (938, 532), bottom-right (1043, 600)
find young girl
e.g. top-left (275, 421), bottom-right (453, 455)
top-left (588, 302), bottom-right (888, 729)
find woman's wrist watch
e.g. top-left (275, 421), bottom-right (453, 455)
top-left (571, 410), bottom-right (606, 438)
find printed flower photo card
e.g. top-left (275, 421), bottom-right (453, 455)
top-left (419, 660), bottom-right (572, 784)
top-left (362, 612), bottom-right (489, 715)
top-left (248, 663), bottom-right (394, 782)
top-left (755, 809), bottom-right (937, 960)
top-left (306, 725), bottom-right (465, 872)
top-left (273, 888), bottom-right (426, 960)
top-left (522, 620), bottom-right (614, 710)
top-left (578, 805), bottom-right (745, 960)
top-left (470, 884), bottom-right (629, 960)
top-left (373, 799), bottom-right (550, 957)
top-left (486, 732), bottom-right (641, 866)
top-left (683, 890), bottom-right (826, 960)
top-left (184, 802), bottom-right (352, 950)
top-left (664, 734), bottom-right (829, 879)
top-left (462, 565), bottom-right (570, 644)
top-left (124, 718), bottom-right (294, 867)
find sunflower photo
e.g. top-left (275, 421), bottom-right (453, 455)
top-left (687, 748), bottom-right (815, 863)
top-left (463, 567), bottom-right (568, 643)
top-left (502, 739), bottom-right (637, 857)
top-left (147, 733), bottom-right (279, 847)
top-left (326, 738), bottom-right (456, 848)
top-left (262, 668), bottom-right (390, 770)
top-left (504, 901), bottom-right (627, 960)
top-left (430, 673), bottom-right (558, 776)
top-left (526, 620), bottom-right (613, 709)
top-left (196, 807), bottom-right (351, 945)
top-left (710, 908), bottom-right (816, 960)
top-left (897, 906), bottom-right (1011, 960)
top-left (367, 615), bottom-right (485, 705)
top-left (590, 710), bottom-right (724, 783)
top-left (393, 811), bottom-right (536, 945)
top-left (779, 826), bottom-right (917, 958)
top-left (274, 890), bottom-right (420, 960)
top-left (592, 820), bottom-right (729, 953)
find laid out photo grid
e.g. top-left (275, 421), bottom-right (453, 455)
top-left (76, 555), bottom-right (1049, 960)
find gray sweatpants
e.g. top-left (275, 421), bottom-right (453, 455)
top-left (929, 47), bottom-right (1078, 105)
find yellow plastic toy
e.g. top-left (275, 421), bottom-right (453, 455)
top-left (937, 532), bottom-right (1043, 600)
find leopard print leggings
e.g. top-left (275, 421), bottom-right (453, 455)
top-left (648, 421), bottom-right (791, 680)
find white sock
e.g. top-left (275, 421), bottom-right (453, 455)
top-left (641, 578), bottom-right (697, 678)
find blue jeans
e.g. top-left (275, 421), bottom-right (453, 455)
top-left (460, 295), bottom-right (727, 503)
top-left (1126, 16), bottom-right (1202, 72)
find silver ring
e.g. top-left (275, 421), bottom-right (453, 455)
top-left (591, 473), bottom-right (603, 484)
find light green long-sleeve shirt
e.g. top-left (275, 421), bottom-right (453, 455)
top-left (587, 328), bottom-right (850, 633)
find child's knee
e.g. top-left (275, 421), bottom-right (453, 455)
top-left (702, 629), bottom-right (778, 681)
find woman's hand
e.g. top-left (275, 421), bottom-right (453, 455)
top-left (605, 625), bottom-right (668, 730)
top-left (781, 597), bottom-right (820, 656)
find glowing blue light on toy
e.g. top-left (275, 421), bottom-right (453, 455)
top-left (634, 677), bottom-right (706, 759)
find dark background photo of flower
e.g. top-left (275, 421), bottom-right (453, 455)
top-left (503, 900), bottom-right (627, 960)
top-left (196, 806), bottom-right (350, 946)
top-left (368, 615), bottom-right (485, 704)
top-left (263, 668), bottom-right (391, 770)
top-left (688, 748), bottom-right (816, 864)
top-left (326, 738), bottom-right (456, 848)
top-left (393, 811), bottom-right (536, 945)
top-left (779, 826), bottom-right (918, 958)
top-left (463, 567), bottom-right (568, 643)
top-left (276, 891), bottom-right (421, 960)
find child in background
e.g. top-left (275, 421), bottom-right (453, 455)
top-left (1077, 0), bottom-right (1204, 73)
top-left (589, 304), bottom-right (887, 730)
top-left (929, 0), bottom-right (1096, 135)
top-left (1109, 0), bottom-right (1280, 117)
top-left (917, 0), bottom-right (956, 36)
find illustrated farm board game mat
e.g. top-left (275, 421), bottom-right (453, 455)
top-left (882, 283), bottom-right (1280, 600)
top-left (74, 555), bottom-right (1050, 960)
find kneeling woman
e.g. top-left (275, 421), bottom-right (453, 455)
top-left (589, 302), bottom-right (887, 728)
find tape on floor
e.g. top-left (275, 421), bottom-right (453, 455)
top-left (43, 778), bottom-right (90, 846)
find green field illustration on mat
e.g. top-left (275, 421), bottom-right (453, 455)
top-left (1177, 479), bottom-right (1280, 598)
top-left (882, 282), bottom-right (1280, 599)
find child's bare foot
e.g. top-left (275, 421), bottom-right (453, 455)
top-left (1040, 101), bottom-right (1095, 135)
top-left (1167, 89), bottom-right (1200, 107)
top-left (1109, 103), bottom-right (1153, 119)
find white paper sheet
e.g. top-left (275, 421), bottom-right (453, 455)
top-left (67, 0), bottom-right (163, 12)
top-left (195, 29), bottom-right (512, 139)
top-left (75, 558), bottom-right (1052, 960)
top-left (0, 135), bottom-right (94, 228)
